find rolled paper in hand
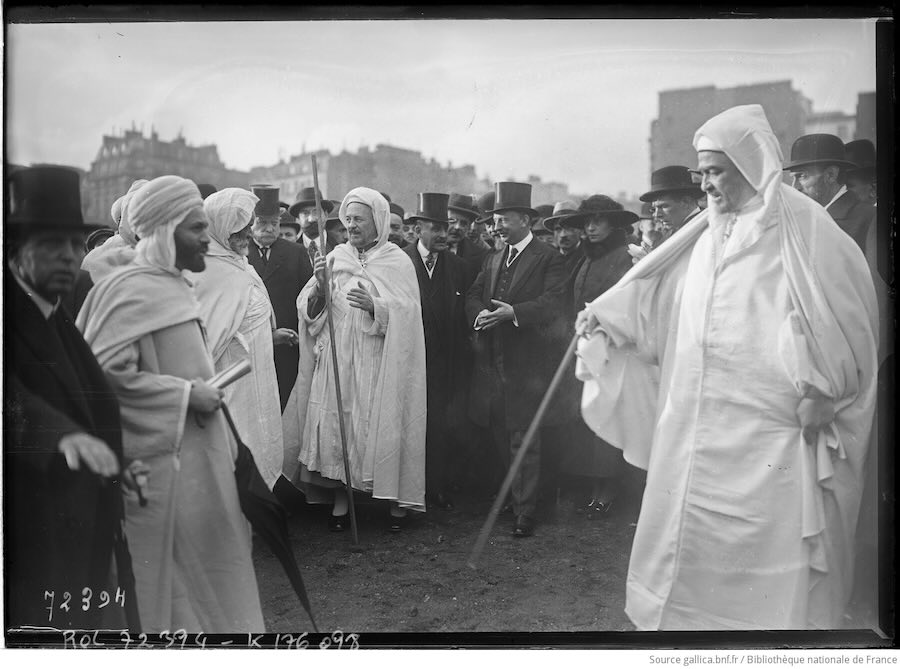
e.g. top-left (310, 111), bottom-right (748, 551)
top-left (207, 357), bottom-right (252, 390)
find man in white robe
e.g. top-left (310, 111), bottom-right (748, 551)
top-left (576, 105), bottom-right (878, 630)
top-left (77, 176), bottom-right (265, 633)
top-left (282, 187), bottom-right (427, 529)
top-left (189, 188), bottom-right (294, 490)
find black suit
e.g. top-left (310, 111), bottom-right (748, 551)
top-left (826, 189), bottom-right (875, 253)
top-left (3, 276), bottom-right (135, 630)
top-left (403, 244), bottom-right (474, 501)
top-left (247, 238), bottom-right (313, 411)
top-left (464, 238), bottom-right (568, 520)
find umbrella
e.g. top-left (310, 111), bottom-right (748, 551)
top-left (222, 403), bottom-right (319, 632)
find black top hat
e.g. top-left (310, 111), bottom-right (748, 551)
top-left (251, 184), bottom-right (281, 217)
top-left (640, 166), bottom-right (704, 202)
top-left (843, 139), bottom-right (875, 179)
top-left (783, 134), bottom-right (857, 171)
top-left (447, 192), bottom-right (480, 219)
top-left (407, 192), bottom-right (451, 225)
top-left (324, 216), bottom-right (344, 231)
top-left (475, 191), bottom-right (495, 224)
top-left (389, 202), bottom-right (405, 219)
top-left (565, 194), bottom-right (639, 229)
top-left (288, 187), bottom-right (334, 218)
top-left (5, 165), bottom-right (106, 235)
top-left (197, 183), bottom-right (218, 200)
top-left (488, 182), bottom-right (539, 218)
top-left (542, 200), bottom-right (581, 231)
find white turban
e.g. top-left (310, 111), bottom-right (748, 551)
top-left (693, 104), bottom-right (783, 195)
top-left (130, 176), bottom-right (204, 274)
top-left (115, 179), bottom-right (149, 247)
top-left (338, 187), bottom-right (391, 250)
top-left (203, 188), bottom-right (259, 256)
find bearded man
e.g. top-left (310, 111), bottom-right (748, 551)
top-left (577, 105), bottom-right (877, 630)
top-left (77, 176), bottom-right (265, 633)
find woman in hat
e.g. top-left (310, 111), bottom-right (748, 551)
top-left (564, 195), bottom-right (638, 515)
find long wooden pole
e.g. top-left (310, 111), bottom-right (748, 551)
top-left (312, 155), bottom-right (359, 545)
top-left (467, 330), bottom-right (582, 569)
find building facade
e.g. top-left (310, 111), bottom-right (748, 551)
top-left (649, 80), bottom-right (812, 175)
top-left (81, 128), bottom-right (250, 226)
top-left (80, 129), bottom-right (574, 225)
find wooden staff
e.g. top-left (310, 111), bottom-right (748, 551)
top-left (467, 330), bottom-right (582, 569)
top-left (312, 154), bottom-right (359, 545)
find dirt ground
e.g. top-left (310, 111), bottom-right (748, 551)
top-left (252, 477), bottom-right (643, 639)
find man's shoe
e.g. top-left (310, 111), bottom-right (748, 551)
top-left (328, 513), bottom-right (350, 532)
top-left (512, 515), bottom-right (535, 538)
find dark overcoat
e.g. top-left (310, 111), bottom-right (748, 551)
top-left (464, 238), bottom-right (568, 431)
top-left (247, 238), bottom-right (313, 410)
top-left (3, 276), bottom-right (130, 630)
top-left (403, 244), bottom-right (474, 409)
top-left (826, 189), bottom-right (875, 253)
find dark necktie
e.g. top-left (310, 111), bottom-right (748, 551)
top-left (260, 246), bottom-right (270, 263)
top-left (424, 252), bottom-right (436, 272)
top-left (507, 246), bottom-right (519, 267)
top-left (308, 239), bottom-right (318, 262)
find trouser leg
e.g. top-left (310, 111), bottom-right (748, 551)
top-left (509, 428), bottom-right (541, 518)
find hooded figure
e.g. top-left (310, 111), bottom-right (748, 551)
top-left (576, 105), bottom-right (877, 630)
top-left (77, 176), bottom-right (265, 633)
top-left (187, 188), bottom-right (285, 490)
top-left (81, 179), bottom-right (148, 282)
top-left (282, 186), bottom-right (427, 525)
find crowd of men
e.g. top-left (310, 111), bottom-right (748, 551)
top-left (4, 103), bottom-right (887, 634)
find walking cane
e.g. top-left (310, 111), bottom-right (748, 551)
top-left (311, 154), bottom-right (359, 546)
top-left (467, 329), bottom-right (582, 569)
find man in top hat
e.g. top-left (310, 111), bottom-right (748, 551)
top-left (465, 181), bottom-right (568, 537)
top-left (4, 165), bottom-right (136, 630)
top-left (785, 133), bottom-right (874, 252)
top-left (288, 186), bottom-right (336, 263)
top-left (279, 202), bottom-right (302, 243)
top-left (843, 139), bottom-right (876, 207)
top-left (247, 184), bottom-right (312, 412)
top-left (402, 193), bottom-right (474, 511)
top-left (640, 165), bottom-right (704, 240)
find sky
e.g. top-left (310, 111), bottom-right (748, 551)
top-left (5, 17), bottom-right (879, 196)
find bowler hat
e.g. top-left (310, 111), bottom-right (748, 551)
top-left (487, 182), bottom-right (539, 218)
top-left (5, 165), bottom-right (105, 235)
top-left (389, 202), bottom-right (405, 219)
top-left (843, 139), bottom-right (875, 180)
top-left (288, 187), bottom-right (335, 218)
top-left (565, 194), bottom-right (638, 229)
top-left (408, 192), bottom-right (451, 225)
top-left (783, 134), bottom-right (856, 171)
top-left (85, 226), bottom-right (116, 252)
top-left (279, 207), bottom-right (301, 232)
top-left (251, 184), bottom-right (282, 217)
top-left (475, 191), bottom-right (495, 224)
top-left (324, 216), bottom-right (344, 231)
top-left (197, 183), bottom-right (218, 200)
top-left (542, 200), bottom-right (580, 231)
top-left (447, 192), bottom-right (480, 219)
top-left (640, 166), bottom-right (704, 202)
